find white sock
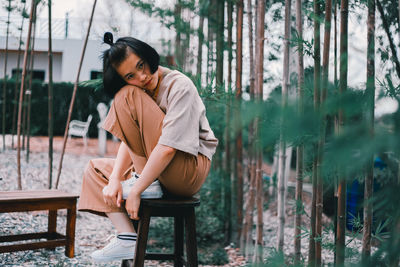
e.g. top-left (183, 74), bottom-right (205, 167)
top-left (117, 232), bottom-right (137, 242)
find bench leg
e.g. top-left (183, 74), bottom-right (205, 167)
top-left (48, 210), bottom-right (57, 234)
top-left (174, 215), bottom-right (184, 267)
top-left (134, 208), bottom-right (151, 267)
top-left (185, 208), bottom-right (198, 267)
top-left (65, 201), bottom-right (77, 258)
top-left (47, 210), bottom-right (57, 251)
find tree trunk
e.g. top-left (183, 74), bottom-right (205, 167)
top-left (253, 0), bottom-right (265, 262)
top-left (2, 0), bottom-right (12, 151)
top-left (277, 0), bottom-right (291, 253)
top-left (216, 0), bottom-right (224, 88)
top-left (26, 19), bottom-right (37, 163)
top-left (11, 1), bottom-right (26, 150)
top-left (362, 0), bottom-right (375, 262)
top-left (294, 0), bottom-right (304, 264)
top-left (336, 0), bottom-right (349, 264)
top-left (376, 0), bottom-right (400, 79)
top-left (235, 0), bottom-right (244, 247)
top-left (48, 0), bottom-right (54, 189)
top-left (17, 0), bottom-right (36, 190)
top-left (55, 0), bottom-right (98, 188)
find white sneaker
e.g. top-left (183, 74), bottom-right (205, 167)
top-left (121, 172), bottom-right (163, 199)
top-left (91, 233), bottom-right (136, 263)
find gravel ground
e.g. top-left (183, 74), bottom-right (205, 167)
top-left (0, 149), bottom-right (246, 267)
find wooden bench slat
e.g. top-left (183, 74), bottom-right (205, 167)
top-left (0, 190), bottom-right (79, 202)
top-left (0, 239), bottom-right (66, 253)
top-left (0, 199), bottom-right (76, 213)
top-left (0, 232), bottom-right (65, 243)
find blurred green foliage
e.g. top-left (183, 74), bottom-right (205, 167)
top-left (0, 78), bottom-right (111, 137)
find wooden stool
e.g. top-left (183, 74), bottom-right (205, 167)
top-left (121, 197), bottom-right (200, 267)
top-left (0, 190), bottom-right (79, 258)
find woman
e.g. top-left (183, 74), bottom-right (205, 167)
top-left (78, 32), bottom-right (218, 263)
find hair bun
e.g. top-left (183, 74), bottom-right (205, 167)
top-left (104, 32), bottom-right (114, 45)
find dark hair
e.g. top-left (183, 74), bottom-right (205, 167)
top-left (102, 32), bottom-right (160, 97)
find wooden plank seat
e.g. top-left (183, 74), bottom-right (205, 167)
top-left (0, 190), bottom-right (79, 258)
top-left (122, 197), bottom-right (200, 267)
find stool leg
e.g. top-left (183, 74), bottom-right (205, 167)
top-left (134, 207), bottom-right (151, 267)
top-left (65, 201), bottom-right (77, 258)
top-left (184, 208), bottom-right (198, 267)
top-left (174, 215), bottom-right (184, 267)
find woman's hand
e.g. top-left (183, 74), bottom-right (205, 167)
top-left (102, 179), bottom-right (123, 207)
top-left (125, 190), bottom-right (141, 220)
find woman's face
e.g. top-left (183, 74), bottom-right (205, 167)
top-left (115, 50), bottom-right (159, 91)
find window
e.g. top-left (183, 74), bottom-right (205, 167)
top-left (90, 71), bottom-right (103, 80)
top-left (12, 69), bottom-right (45, 81)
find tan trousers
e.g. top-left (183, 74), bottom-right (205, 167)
top-left (78, 86), bottom-right (211, 216)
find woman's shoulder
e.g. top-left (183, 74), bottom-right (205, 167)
top-left (162, 68), bottom-right (196, 92)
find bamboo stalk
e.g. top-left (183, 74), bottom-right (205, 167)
top-left (227, 1), bottom-right (233, 88)
top-left (314, 1), bottom-right (333, 265)
top-left (336, 0), bottom-right (349, 264)
top-left (196, 3), bottom-right (204, 78)
top-left (309, 0), bottom-right (321, 264)
top-left (26, 17), bottom-right (37, 163)
top-left (376, 0), bottom-right (400, 79)
top-left (333, 0), bottom-right (339, 264)
top-left (294, 0), bottom-right (304, 263)
top-left (216, 0), bottom-right (224, 88)
top-left (48, 0), bottom-right (54, 189)
top-left (277, 0), bottom-right (291, 253)
top-left (235, 0), bottom-right (244, 248)
top-left (55, 0), bottom-right (98, 189)
top-left (2, 0), bottom-right (11, 151)
top-left (241, 0), bottom-right (255, 255)
top-left (362, 0), bottom-right (375, 262)
top-left (11, 1), bottom-right (26, 150)
top-left (16, 0), bottom-right (36, 190)
top-left (253, 0), bottom-right (265, 262)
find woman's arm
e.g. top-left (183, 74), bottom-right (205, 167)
top-left (103, 142), bottom-right (132, 207)
top-left (125, 144), bottom-right (176, 219)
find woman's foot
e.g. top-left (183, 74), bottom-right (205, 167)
top-left (91, 232), bottom-right (136, 263)
top-left (121, 172), bottom-right (163, 199)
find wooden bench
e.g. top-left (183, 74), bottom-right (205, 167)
top-left (0, 190), bottom-right (79, 258)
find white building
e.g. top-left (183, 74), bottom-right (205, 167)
top-left (0, 35), bottom-right (103, 82)
top-left (0, 13), bottom-right (174, 82)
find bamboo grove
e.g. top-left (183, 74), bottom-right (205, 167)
top-left (1, 0), bottom-right (400, 266)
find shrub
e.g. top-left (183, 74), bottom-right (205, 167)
top-left (0, 79), bottom-right (111, 137)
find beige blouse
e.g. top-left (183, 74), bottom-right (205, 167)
top-left (155, 68), bottom-right (218, 160)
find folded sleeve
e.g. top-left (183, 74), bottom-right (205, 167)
top-left (158, 78), bottom-right (201, 156)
